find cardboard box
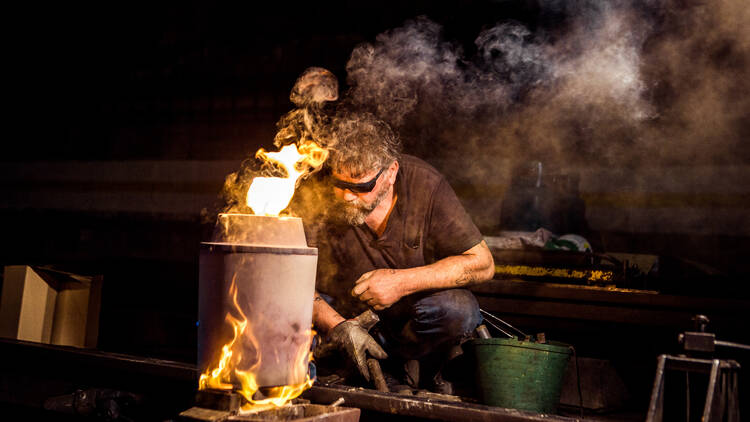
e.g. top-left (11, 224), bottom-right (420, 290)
top-left (0, 265), bottom-right (102, 348)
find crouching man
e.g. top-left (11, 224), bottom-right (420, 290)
top-left (310, 112), bottom-right (494, 393)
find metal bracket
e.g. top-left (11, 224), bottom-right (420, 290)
top-left (646, 355), bottom-right (740, 422)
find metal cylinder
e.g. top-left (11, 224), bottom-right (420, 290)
top-left (199, 214), bottom-right (317, 388)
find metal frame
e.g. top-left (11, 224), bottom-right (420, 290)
top-left (646, 354), bottom-right (740, 422)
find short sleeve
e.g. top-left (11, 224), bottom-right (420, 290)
top-left (426, 178), bottom-right (484, 260)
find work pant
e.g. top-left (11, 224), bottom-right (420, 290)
top-left (374, 288), bottom-right (482, 362)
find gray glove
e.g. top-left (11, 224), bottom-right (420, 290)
top-left (328, 319), bottom-right (388, 381)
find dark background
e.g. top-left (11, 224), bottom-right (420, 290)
top-left (0, 3), bottom-right (748, 420)
top-left (9, 0), bottom-right (551, 162)
top-left (3, 0), bottom-right (556, 363)
top-left (2, 0), bottom-right (748, 393)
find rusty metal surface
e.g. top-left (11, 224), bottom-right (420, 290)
top-left (228, 404), bottom-right (360, 422)
top-left (302, 384), bottom-right (580, 422)
top-left (494, 264), bottom-right (614, 284)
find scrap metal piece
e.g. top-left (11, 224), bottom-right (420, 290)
top-left (195, 389), bottom-right (243, 413)
top-left (475, 325), bottom-right (492, 339)
top-left (180, 406), bottom-right (232, 422)
top-left (228, 403), bottom-right (360, 422)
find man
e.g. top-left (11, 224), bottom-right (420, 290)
top-left (309, 112), bottom-right (495, 393)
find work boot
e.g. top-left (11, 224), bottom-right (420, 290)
top-left (416, 346), bottom-right (460, 395)
top-left (427, 371), bottom-right (454, 395)
top-left (381, 370), bottom-right (412, 395)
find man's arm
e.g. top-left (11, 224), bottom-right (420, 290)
top-left (351, 240), bottom-right (495, 311)
top-left (312, 290), bottom-right (347, 335)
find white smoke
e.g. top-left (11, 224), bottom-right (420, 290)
top-left (344, 3), bottom-right (661, 167)
top-left (338, 0), bottom-right (750, 235)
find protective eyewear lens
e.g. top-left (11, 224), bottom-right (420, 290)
top-left (332, 167), bottom-right (385, 193)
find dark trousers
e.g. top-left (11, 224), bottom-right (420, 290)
top-left (375, 288), bottom-right (481, 362)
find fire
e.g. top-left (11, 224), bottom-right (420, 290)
top-left (198, 276), bottom-right (315, 410)
top-left (246, 141), bottom-right (328, 216)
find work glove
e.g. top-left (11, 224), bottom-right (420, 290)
top-left (328, 319), bottom-right (388, 381)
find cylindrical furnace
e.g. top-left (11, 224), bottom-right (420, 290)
top-left (199, 214), bottom-right (317, 388)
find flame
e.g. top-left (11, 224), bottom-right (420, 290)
top-left (246, 141), bottom-right (328, 216)
top-left (198, 276), bottom-right (315, 410)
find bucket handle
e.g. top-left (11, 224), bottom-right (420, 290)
top-left (479, 308), bottom-right (529, 339)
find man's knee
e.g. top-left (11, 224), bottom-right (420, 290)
top-left (413, 289), bottom-right (481, 337)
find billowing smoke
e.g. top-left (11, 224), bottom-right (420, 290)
top-left (345, 0), bottom-right (749, 161)
top-left (340, 0), bottom-right (749, 234)
top-left (344, 4), bottom-right (655, 166)
top-left (639, 0), bottom-right (750, 164)
top-left (212, 0), bottom-right (749, 246)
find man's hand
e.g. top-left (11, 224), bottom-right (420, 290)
top-left (351, 269), bottom-right (405, 311)
top-left (351, 242), bottom-right (494, 311)
top-left (328, 318), bottom-right (388, 381)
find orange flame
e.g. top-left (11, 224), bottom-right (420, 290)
top-left (198, 276), bottom-right (315, 410)
top-left (246, 141), bottom-right (328, 216)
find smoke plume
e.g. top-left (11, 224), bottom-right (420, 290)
top-left (344, 0), bottom-right (748, 168)
top-left (213, 0), bottom-right (749, 243)
top-left (339, 0), bottom-right (749, 235)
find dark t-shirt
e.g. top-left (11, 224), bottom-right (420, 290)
top-left (308, 155), bottom-right (484, 318)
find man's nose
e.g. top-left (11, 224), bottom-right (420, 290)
top-left (334, 187), bottom-right (358, 201)
top-left (342, 190), bottom-right (358, 202)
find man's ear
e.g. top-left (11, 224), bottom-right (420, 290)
top-left (388, 160), bottom-right (399, 184)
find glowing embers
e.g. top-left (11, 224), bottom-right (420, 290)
top-left (246, 141), bottom-right (327, 216)
top-left (198, 276), bottom-right (314, 411)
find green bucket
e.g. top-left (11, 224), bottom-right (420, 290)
top-left (470, 338), bottom-right (572, 413)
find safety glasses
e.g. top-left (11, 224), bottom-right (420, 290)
top-left (332, 167), bottom-right (385, 193)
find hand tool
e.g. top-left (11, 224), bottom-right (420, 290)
top-left (354, 309), bottom-right (389, 392)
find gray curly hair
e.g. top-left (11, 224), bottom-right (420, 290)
top-left (327, 112), bottom-right (402, 178)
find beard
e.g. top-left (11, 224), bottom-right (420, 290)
top-left (338, 201), bottom-right (372, 226)
top-left (334, 183), bottom-right (390, 226)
